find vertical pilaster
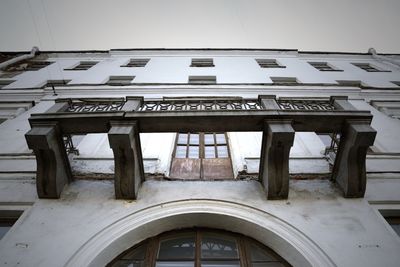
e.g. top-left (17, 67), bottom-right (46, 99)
top-left (258, 95), bottom-right (280, 110)
top-left (25, 122), bottom-right (72, 198)
top-left (259, 120), bottom-right (295, 199)
top-left (108, 121), bottom-right (144, 199)
top-left (332, 120), bottom-right (376, 197)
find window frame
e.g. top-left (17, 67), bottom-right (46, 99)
top-left (107, 228), bottom-right (291, 267)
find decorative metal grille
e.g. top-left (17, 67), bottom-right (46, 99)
top-left (63, 134), bottom-right (79, 155)
top-left (139, 99), bottom-right (262, 112)
top-left (277, 99), bottom-right (335, 111)
top-left (67, 100), bottom-right (125, 112)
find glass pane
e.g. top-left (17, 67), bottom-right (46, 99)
top-left (188, 146), bottom-right (199, 158)
top-left (250, 243), bottom-right (276, 261)
top-left (189, 134), bottom-right (199, 145)
top-left (201, 261), bottom-right (240, 267)
top-left (121, 243), bottom-right (146, 260)
top-left (252, 263), bottom-right (285, 267)
top-left (175, 146), bottom-right (187, 158)
top-left (111, 260), bottom-right (145, 267)
top-left (217, 146), bottom-right (229, 158)
top-left (204, 134), bottom-right (215, 145)
top-left (215, 134), bottom-right (227, 144)
top-left (158, 235), bottom-right (195, 259)
top-left (201, 233), bottom-right (238, 259)
top-left (156, 262), bottom-right (194, 267)
top-left (205, 146), bottom-right (216, 158)
top-left (178, 134), bottom-right (188, 145)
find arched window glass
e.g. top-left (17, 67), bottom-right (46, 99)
top-left (107, 229), bottom-right (291, 267)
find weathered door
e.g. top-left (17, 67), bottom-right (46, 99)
top-left (170, 133), bottom-right (234, 180)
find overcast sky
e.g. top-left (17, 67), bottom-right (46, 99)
top-left (0, 0), bottom-right (399, 53)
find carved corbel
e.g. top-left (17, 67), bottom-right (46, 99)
top-left (108, 121), bottom-right (144, 199)
top-left (25, 122), bottom-right (72, 198)
top-left (332, 120), bottom-right (376, 197)
top-left (259, 120), bottom-right (295, 199)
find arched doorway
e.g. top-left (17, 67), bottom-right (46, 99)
top-left (107, 228), bottom-right (291, 267)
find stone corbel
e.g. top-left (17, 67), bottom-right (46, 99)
top-left (25, 121), bottom-right (72, 198)
top-left (332, 120), bottom-right (376, 197)
top-left (259, 120), bottom-right (295, 199)
top-left (108, 121), bottom-right (144, 199)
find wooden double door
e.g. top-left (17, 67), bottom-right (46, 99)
top-left (170, 132), bottom-right (234, 180)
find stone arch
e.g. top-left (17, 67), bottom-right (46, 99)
top-left (65, 200), bottom-right (335, 267)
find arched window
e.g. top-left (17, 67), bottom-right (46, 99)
top-left (107, 229), bottom-right (291, 267)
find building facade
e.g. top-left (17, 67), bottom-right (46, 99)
top-left (0, 48), bottom-right (399, 266)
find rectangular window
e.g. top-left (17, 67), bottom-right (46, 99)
top-left (190, 58), bottom-right (214, 67)
top-left (24, 61), bottom-right (53, 71)
top-left (45, 79), bottom-right (71, 87)
top-left (188, 76), bottom-right (216, 85)
top-left (121, 58), bottom-right (150, 67)
top-left (270, 77), bottom-right (298, 84)
top-left (66, 61), bottom-right (98, 71)
top-left (106, 76), bottom-right (135, 86)
top-left (256, 59), bottom-right (285, 68)
top-left (0, 71), bottom-right (22, 78)
top-left (309, 62), bottom-right (342, 71)
top-left (0, 80), bottom-right (15, 89)
top-left (336, 80), bottom-right (363, 86)
top-left (385, 217), bottom-right (400, 236)
top-left (352, 63), bottom-right (389, 72)
top-left (170, 132), bottom-right (233, 180)
top-left (391, 81), bottom-right (400, 87)
top-left (0, 211), bottom-right (22, 240)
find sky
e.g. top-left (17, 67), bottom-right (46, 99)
top-left (0, 0), bottom-right (399, 53)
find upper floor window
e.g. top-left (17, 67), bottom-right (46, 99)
top-left (270, 77), bottom-right (298, 85)
top-left (44, 79), bottom-right (71, 87)
top-left (65, 61), bottom-right (98, 71)
top-left (121, 58), bottom-right (150, 67)
top-left (188, 76), bottom-right (217, 85)
top-left (336, 80), bottom-right (363, 87)
top-left (106, 75), bottom-right (135, 86)
top-left (0, 80), bottom-right (15, 89)
top-left (170, 133), bottom-right (233, 180)
top-left (0, 211), bottom-right (22, 240)
top-left (0, 71), bottom-right (22, 78)
top-left (190, 58), bottom-right (214, 67)
top-left (107, 229), bottom-right (291, 267)
top-left (256, 59), bottom-right (286, 68)
top-left (391, 81), bottom-right (400, 87)
top-left (352, 63), bottom-right (390, 72)
top-left (309, 62), bottom-right (342, 72)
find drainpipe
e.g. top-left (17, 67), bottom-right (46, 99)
top-left (0, 46), bottom-right (39, 70)
top-left (368, 48), bottom-right (400, 69)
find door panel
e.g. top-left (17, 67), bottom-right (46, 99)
top-left (203, 158), bottom-right (234, 180)
top-left (170, 158), bottom-right (201, 179)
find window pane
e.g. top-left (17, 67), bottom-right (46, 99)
top-left (201, 261), bottom-right (240, 267)
top-left (189, 134), bottom-right (199, 145)
top-left (158, 235), bottom-right (195, 259)
top-left (252, 263), bottom-right (285, 267)
top-left (217, 146), bottom-right (229, 158)
top-left (249, 243), bottom-right (276, 261)
top-left (175, 146), bottom-right (187, 158)
top-left (201, 233), bottom-right (238, 259)
top-left (204, 134), bottom-right (215, 145)
top-left (111, 260), bottom-right (145, 267)
top-left (205, 146), bottom-right (216, 158)
top-left (215, 134), bottom-right (226, 144)
top-left (188, 146), bottom-right (199, 158)
top-left (156, 262), bottom-right (194, 267)
top-left (178, 134), bottom-right (188, 145)
top-left (121, 244), bottom-right (146, 260)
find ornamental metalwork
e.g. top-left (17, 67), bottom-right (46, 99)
top-left (277, 99), bottom-right (335, 111)
top-left (138, 99), bottom-right (262, 112)
top-left (67, 100), bottom-right (125, 113)
top-left (63, 134), bottom-right (79, 155)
